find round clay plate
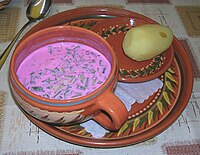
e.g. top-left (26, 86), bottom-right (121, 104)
top-left (91, 17), bottom-right (174, 82)
top-left (17, 7), bottom-right (193, 148)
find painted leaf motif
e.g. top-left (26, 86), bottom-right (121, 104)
top-left (165, 72), bottom-right (177, 83)
top-left (130, 70), bottom-right (138, 77)
top-left (166, 81), bottom-right (175, 93)
top-left (70, 124), bottom-right (81, 130)
top-left (117, 123), bottom-right (129, 136)
top-left (153, 109), bottom-right (158, 121)
top-left (139, 116), bottom-right (146, 127)
top-left (78, 129), bottom-right (86, 135)
top-left (157, 101), bottom-right (163, 114)
top-left (132, 118), bottom-right (140, 132)
top-left (148, 110), bottom-right (154, 125)
top-left (163, 91), bottom-right (171, 105)
top-left (168, 67), bottom-right (175, 74)
top-left (32, 86), bottom-right (44, 92)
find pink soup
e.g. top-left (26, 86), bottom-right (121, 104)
top-left (17, 42), bottom-right (111, 100)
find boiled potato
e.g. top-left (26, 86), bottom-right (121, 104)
top-left (122, 24), bottom-right (173, 61)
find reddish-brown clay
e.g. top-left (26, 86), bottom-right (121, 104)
top-left (11, 6), bottom-right (193, 148)
top-left (9, 25), bottom-right (128, 131)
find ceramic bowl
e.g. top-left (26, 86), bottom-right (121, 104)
top-left (9, 26), bottom-right (128, 131)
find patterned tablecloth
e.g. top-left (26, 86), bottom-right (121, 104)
top-left (0, 0), bottom-right (200, 155)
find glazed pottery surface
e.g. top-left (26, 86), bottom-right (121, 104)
top-left (91, 17), bottom-right (174, 82)
top-left (15, 6), bottom-right (193, 148)
top-left (9, 26), bottom-right (128, 131)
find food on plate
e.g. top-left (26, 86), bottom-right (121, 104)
top-left (122, 24), bottom-right (173, 61)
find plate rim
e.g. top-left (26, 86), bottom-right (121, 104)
top-left (17, 6), bottom-right (193, 148)
top-left (90, 16), bottom-right (175, 82)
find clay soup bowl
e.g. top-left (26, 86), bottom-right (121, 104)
top-left (9, 26), bottom-right (128, 131)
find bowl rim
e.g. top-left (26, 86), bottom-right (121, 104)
top-left (10, 25), bottom-right (118, 109)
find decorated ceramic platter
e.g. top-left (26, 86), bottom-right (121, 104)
top-left (18, 7), bottom-right (193, 148)
top-left (91, 17), bottom-right (174, 82)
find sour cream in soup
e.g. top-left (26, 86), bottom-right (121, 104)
top-left (17, 42), bottom-right (111, 100)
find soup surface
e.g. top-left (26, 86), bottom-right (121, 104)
top-left (17, 42), bottom-right (111, 100)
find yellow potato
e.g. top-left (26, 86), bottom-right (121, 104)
top-left (122, 24), bottom-right (173, 61)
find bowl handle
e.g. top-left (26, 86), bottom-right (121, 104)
top-left (93, 90), bottom-right (128, 131)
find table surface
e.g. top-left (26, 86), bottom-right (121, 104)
top-left (0, 0), bottom-right (200, 155)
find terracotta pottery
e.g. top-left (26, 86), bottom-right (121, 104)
top-left (9, 26), bottom-right (128, 131)
top-left (11, 6), bottom-right (193, 148)
top-left (91, 17), bottom-right (174, 82)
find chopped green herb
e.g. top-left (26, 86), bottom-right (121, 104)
top-left (17, 42), bottom-right (111, 100)
top-left (32, 86), bottom-right (44, 92)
